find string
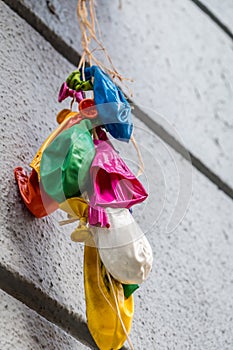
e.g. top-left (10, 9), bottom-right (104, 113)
top-left (130, 134), bottom-right (144, 177)
top-left (70, 97), bottom-right (75, 110)
top-left (92, 127), bottom-right (99, 140)
top-left (59, 217), bottom-right (79, 226)
top-left (105, 269), bottom-right (135, 350)
top-left (76, 0), bottom-right (133, 94)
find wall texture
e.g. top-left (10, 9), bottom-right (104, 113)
top-left (0, 290), bottom-right (89, 350)
top-left (1, 0), bottom-right (233, 349)
top-left (4, 0), bottom-right (233, 191)
top-left (200, 0), bottom-right (233, 33)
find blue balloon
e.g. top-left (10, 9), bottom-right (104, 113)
top-left (83, 66), bottom-right (133, 142)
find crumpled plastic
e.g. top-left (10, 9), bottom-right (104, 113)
top-left (14, 167), bottom-right (58, 218)
top-left (30, 110), bottom-right (79, 179)
top-left (40, 119), bottom-right (95, 203)
top-left (83, 66), bottom-right (133, 142)
top-left (88, 204), bottom-right (110, 228)
top-left (123, 284), bottom-right (139, 299)
top-left (84, 243), bottom-right (134, 350)
top-left (91, 207), bottom-right (153, 284)
top-left (88, 133), bottom-right (148, 227)
top-left (59, 197), bottom-right (91, 243)
top-left (66, 69), bottom-right (93, 91)
top-left (59, 197), bottom-right (88, 220)
top-left (66, 66), bottom-right (133, 141)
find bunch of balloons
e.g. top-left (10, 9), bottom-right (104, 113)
top-left (14, 66), bottom-right (153, 350)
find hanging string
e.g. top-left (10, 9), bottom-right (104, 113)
top-left (92, 127), bottom-right (99, 140)
top-left (70, 96), bottom-right (75, 110)
top-left (76, 0), bottom-right (133, 90)
top-left (106, 269), bottom-right (135, 350)
top-left (131, 134), bottom-right (144, 177)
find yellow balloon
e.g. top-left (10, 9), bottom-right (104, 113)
top-left (59, 197), bottom-right (88, 219)
top-left (84, 244), bottom-right (134, 350)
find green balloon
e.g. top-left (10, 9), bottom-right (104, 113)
top-left (66, 70), bottom-right (93, 91)
top-left (123, 284), bottom-right (139, 299)
top-left (40, 120), bottom-right (95, 203)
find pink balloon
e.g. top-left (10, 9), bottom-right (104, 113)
top-left (88, 130), bottom-right (148, 227)
top-left (58, 82), bottom-right (84, 103)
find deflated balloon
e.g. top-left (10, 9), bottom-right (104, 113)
top-left (40, 120), bottom-right (95, 203)
top-left (84, 66), bottom-right (132, 141)
top-left (66, 69), bottom-right (93, 91)
top-left (84, 244), bottom-right (134, 350)
top-left (14, 167), bottom-right (58, 218)
top-left (91, 207), bottom-right (153, 285)
top-left (88, 136), bottom-right (148, 213)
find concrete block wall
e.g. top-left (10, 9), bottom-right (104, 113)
top-left (1, 1), bottom-right (233, 349)
top-left (0, 290), bottom-right (89, 350)
top-left (198, 0), bottom-right (233, 33)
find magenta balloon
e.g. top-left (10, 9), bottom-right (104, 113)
top-left (88, 205), bottom-right (110, 228)
top-left (58, 82), bottom-right (84, 103)
top-left (89, 135), bottom-right (148, 213)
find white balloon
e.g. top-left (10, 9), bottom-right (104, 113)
top-left (90, 208), bottom-right (153, 284)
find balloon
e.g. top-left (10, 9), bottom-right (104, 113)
top-left (40, 120), bottom-right (95, 203)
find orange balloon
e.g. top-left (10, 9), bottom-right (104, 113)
top-left (14, 167), bottom-right (58, 218)
top-left (79, 98), bottom-right (98, 119)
